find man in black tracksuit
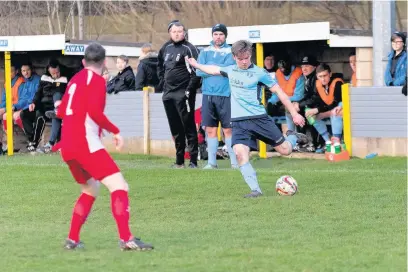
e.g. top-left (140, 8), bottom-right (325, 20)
top-left (157, 20), bottom-right (201, 168)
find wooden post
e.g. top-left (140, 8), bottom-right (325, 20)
top-left (4, 51), bottom-right (13, 156)
top-left (256, 43), bottom-right (267, 159)
top-left (342, 84), bottom-right (352, 156)
top-left (143, 87), bottom-right (151, 155)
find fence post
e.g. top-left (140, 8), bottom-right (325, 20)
top-left (256, 43), bottom-right (267, 159)
top-left (342, 84), bottom-right (352, 156)
top-left (4, 51), bottom-right (13, 156)
top-left (143, 87), bottom-right (151, 155)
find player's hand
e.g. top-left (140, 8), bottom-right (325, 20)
top-left (185, 56), bottom-right (198, 68)
top-left (113, 134), bottom-right (124, 151)
top-left (332, 106), bottom-right (342, 116)
top-left (54, 100), bottom-right (62, 108)
top-left (305, 108), bottom-right (318, 118)
top-left (29, 103), bottom-right (35, 112)
top-left (292, 113), bottom-right (305, 127)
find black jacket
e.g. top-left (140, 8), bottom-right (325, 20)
top-left (157, 39), bottom-right (201, 95)
top-left (299, 70), bottom-right (318, 109)
top-left (33, 75), bottom-right (68, 109)
top-left (108, 66), bottom-right (135, 94)
top-left (135, 52), bottom-right (160, 91)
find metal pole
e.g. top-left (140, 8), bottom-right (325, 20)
top-left (372, 0), bottom-right (395, 86)
top-left (4, 51), bottom-right (14, 156)
top-left (256, 43), bottom-right (267, 159)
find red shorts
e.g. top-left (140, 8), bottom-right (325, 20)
top-left (65, 149), bottom-right (120, 184)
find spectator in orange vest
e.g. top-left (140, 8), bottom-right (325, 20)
top-left (305, 63), bottom-right (344, 146)
top-left (268, 56), bottom-right (304, 132)
top-left (0, 63), bottom-right (25, 153)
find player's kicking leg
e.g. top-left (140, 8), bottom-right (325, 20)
top-left (274, 130), bottom-right (310, 156)
top-left (101, 172), bottom-right (153, 251)
top-left (65, 178), bottom-right (100, 250)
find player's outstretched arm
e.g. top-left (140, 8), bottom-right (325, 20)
top-left (185, 56), bottom-right (221, 76)
top-left (270, 84), bottom-right (305, 127)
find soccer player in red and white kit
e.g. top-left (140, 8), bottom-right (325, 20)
top-left (55, 42), bottom-right (153, 251)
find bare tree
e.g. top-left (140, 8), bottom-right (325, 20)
top-left (76, 0), bottom-right (84, 39)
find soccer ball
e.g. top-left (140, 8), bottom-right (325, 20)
top-left (276, 175), bottom-right (298, 196)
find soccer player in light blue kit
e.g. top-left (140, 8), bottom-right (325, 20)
top-left (196, 24), bottom-right (238, 169)
top-left (186, 40), bottom-right (309, 198)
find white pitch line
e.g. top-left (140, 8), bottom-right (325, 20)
top-left (1, 160), bottom-right (406, 174)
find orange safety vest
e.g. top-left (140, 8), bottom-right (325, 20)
top-left (4, 76), bottom-right (25, 105)
top-left (351, 72), bottom-right (357, 87)
top-left (275, 67), bottom-right (303, 96)
top-left (316, 78), bottom-right (344, 105)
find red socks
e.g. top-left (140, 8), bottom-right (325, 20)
top-left (15, 118), bottom-right (24, 131)
top-left (2, 118), bottom-right (24, 131)
top-left (111, 190), bottom-right (133, 241)
top-left (67, 190), bottom-right (133, 242)
top-left (68, 193), bottom-right (95, 243)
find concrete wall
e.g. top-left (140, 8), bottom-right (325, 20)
top-left (102, 92), bottom-right (203, 157)
top-left (356, 48), bottom-right (373, 87)
top-left (350, 86), bottom-right (407, 157)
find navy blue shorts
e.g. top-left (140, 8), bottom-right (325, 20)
top-left (201, 94), bottom-right (231, 128)
top-left (231, 116), bottom-right (285, 150)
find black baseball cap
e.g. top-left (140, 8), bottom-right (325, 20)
top-left (301, 55), bottom-right (318, 66)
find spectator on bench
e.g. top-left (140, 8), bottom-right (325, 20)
top-left (0, 63), bottom-right (25, 153)
top-left (21, 59), bottom-right (68, 153)
top-left (305, 63), bottom-right (344, 149)
top-left (264, 54), bottom-right (277, 103)
top-left (385, 32), bottom-right (407, 87)
top-left (293, 55), bottom-right (320, 152)
top-left (268, 56), bottom-right (304, 132)
top-left (107, 55), bottom-right (136, 94)
top-left (349, 52), bottom-right (357, 87)
top-left (135, 43), bottom-right (159, 92)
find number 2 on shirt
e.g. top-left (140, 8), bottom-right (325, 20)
top-left (66, 84), bottom-right (76, 116)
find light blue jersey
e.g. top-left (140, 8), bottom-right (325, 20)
top-left (197, 41), bottom-right (235, 97)
top-left (220, 64), bottom-right (277, 121)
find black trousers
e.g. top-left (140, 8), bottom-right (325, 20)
top-left (163, 90), bottom-right (198, 165)
top-left (20, 106), bottom-right (51, 147)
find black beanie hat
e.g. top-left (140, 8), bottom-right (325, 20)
top-left (212, 24), bottom-right (228, 37)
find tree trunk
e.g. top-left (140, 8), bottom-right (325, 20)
top-left (55, 0), bottom-right (62, 34)
top-left (46, 1), bottom-right (54, 34)
top-left (77, 0), bottom-right (84, 39)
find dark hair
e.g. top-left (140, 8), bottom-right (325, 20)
top-left (117, 55), bottom-right (129, 64)
top-left (348, 51), bottom-right (356, 57)
top-left (316, 63), bottom-right (331, 74)
top-left (20, 60), bottom-right (33, 69)
top-left (84, 42), bottom-right (106, 67)
top-left (169, 21), bottom-right (185, 32)
top-left (48, 59), bottom-right (60, 69)
top-left (168, 19), bottom-right (181, 31)
top-left (391, 31), bottom-right (407, 49)
top-left (10, 62), bottom-right (18, 69)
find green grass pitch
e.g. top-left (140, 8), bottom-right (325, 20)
top-left (0, 154), bottom-right (406, 272)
